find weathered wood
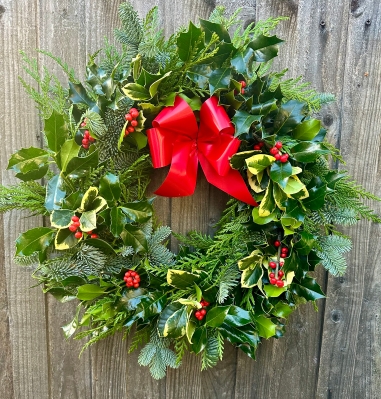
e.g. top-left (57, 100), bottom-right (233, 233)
top-left (317, 1), bottom-right (381, 398)
top-left (0, 1), bottom-right (50, 399)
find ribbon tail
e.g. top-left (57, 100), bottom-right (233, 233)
top-left (199, 154), bottom-right (257, 206)
top-left (154, 142), bottom-right (199, 197)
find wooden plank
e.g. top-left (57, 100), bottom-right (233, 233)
top-left (0, 1), bottom-right (50, 398)
top-left (317, 1), bottom-right (381, 398)
top-left (233, 1), bottom-right (352, 398)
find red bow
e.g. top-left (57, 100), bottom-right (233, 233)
top-left (146, 96), bottom-right (257, 206)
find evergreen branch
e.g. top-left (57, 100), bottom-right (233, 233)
top-left (201, 335), bottom-right (220, 371)
top-left (37, 49), bottom-right (80, 83)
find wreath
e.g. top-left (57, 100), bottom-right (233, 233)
top-left (2, 3), bottom-right (380, 379)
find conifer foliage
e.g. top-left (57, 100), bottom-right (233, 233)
top-left (1, 2), bottom-right (380, 379)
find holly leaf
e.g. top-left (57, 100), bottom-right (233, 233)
top-left (252, 207), bottom-right (277, 225)
top-left (224, 306), bottom-right (252, 327)
top-left (44, 175), bottom-right (66, 212)
top-left (167, 270), bottom-right (199, 289)
top-left (199, 19), bottom-right (231, 43)
top-left (120, 200), bottom-right (153, 223)
top-left (69, 82), bottom-right (98, 111)
top-left (50, 209), bottom-right (75, 229)
top-left (158, 302), bottom-right (187, 338)
top-left (177, 21), bottom-right (203, 61)
top-left (149, 72), bottom-right (171, 98)
top-left (187, 65), bottom-right (212, 89)
top-left (291, 276), bottom-right (325, 301)
top-left (109, 206), bottom-right (127, 237)
top-left (122, 83), bottom-right (150, 100)
top-left (264, 284), bottom-right (286, 297)
top-left (99, 173), bottom-right (121, 204)
top-left (7, 147), bottom-right (50, 181)
top-left (209, 68), bottom-right (232, 95)
top-left (290, 142), bottom-right (331, 163)
top-left (294, 231), bottom-right (315, 255)
top-left (231, 47), bottom-right (255, 75)
top-left (248, 34), bottom-right (283, 62)
top-left (303, 184), bottom-right (327, 210)
top-left (246, 154), bottom-right (275, 174)
top-left (121, 225), bottom-right (148, 253)
top-left (274, 100), bottom-right (305, 134)
top-left (44, 110), bottom-right (68, 152)
top-left (79, 187), bottom-right (107, 213)
top-left (238, 250), bottom-right (263, 271)
top-left (232, 110), bottom-right (261, 137)
top-left (252, 314), bottom-right (277, 339)
top-left (292, 119), bottom-right (321, 141)
top-left (272, 301), bottom-right (295, 318)
top-left (79, 210), bottom-right (97, 233)
top-left (76, 284), bottom-right (107, 301)
top-left (15, 227), bottom-right (55, 261)
top-left (205, 306), bottom-right (230, 327)
top-left (259, 181), bottom-right (276, 217)
top-left (65, 148), bottom-right (99, 178)
top-left (269, 161), bottom-right (293, 183)
top-left (241, 266), bottom-right (263, 288)
top-left (57, 139), bottom-right (80, 173)
top-left (280, 175), bottom-right (306, 195)
top-left (230, 150), bottom-right (258, 170)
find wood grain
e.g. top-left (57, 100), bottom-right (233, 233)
top-left (317, 1), bottom-right (381, 398)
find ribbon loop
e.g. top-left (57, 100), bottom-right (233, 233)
top-left (146, 96), bottom-right (257, 206)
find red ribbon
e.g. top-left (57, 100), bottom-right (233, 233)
top-left (146, 96), bottom-right (257, 206)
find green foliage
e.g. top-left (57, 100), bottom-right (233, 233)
top-left (201, 335), bottom-right (220, 370)
top-left (138, 332), bottom-right (179, 379)
top-left (0, 181), bottom-right (47, 215)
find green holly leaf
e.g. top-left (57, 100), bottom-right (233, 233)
top-left (238, 250), bottom-right (263, 271)
top-left (205, 305), bottom-right (231, 327)
top-left (230, 151), bottom-right (258, 170)
top-left (248, 34), bottom-right (283, 62)
top-left (224, 306), bottom-right (252, 327)
top-left (269, 161), bottom-right (293, 183)
top-left (219, 323), bottom-right (260, 352)
top-left (280, 175), bottom-right (306, 195)
top-left (109, 207), bottom-right (126, 237)
top-left (273, 183), bottom-right (287, 210)
top-left (158, 302), bottom-right (187, 338)
top-left (177, 21), bottom-right (203, 61)
top-left (291, 276), bottom-right (325, 301)
top-left (264, 284), bottom-right (286, 297)
top-left (44, 110), bottom-right (68, 152)
top-left (57, 139), bottom-right (80, 173)
top-left (121, 225), bottom-right (148, 253)
top-left (50, 209), bottom-right (75, 229)
top-left (191, 328), bottom-right (208, 354)
top-left (252, 314), bottom-right (277, 339)
top-left (241, 266), bottom-right (264, 288)
top-left (79, 210), bottom-right (97, 233)
top-left (187, 65), bottom-right (212, 89)
top-left (120, 200), bottom-right (153, 223)
top-left (303, 184), bottom-right (327, 210)
top-left (246, 154), bottom-right (275, 174)
top-left (259, 181), bottom-right (276, 217)
top-left (292, 119), bottom-right (321, 141)
top-left (231, 47), bottom-right (255, 75)
top-left (76, 284), bottom-right (107, 301)
top-left (252, 207), bottom-right (277, 225)
top-left (149, 72), bottom-right (171, 98)
top-left (15, 227), bottom-right (55, 261)
top-left (69, 82), bottom-right (98, 111)
top-left (224, 89), bottom-right (245, 110)
top-left (209, 68), bottom-right (232, 95)
top-left (79, 187), bottom-right (107, 213)
top-left (199, 19), bottom-right (231, 43)
top-left (167, 270), bottom-right (199, 289)
top-left (99, 173), bottom-right (121, 204)
top-left (65, 148), bottom-right (99, 178)
top-left (122, 83), bottom-right (150, 100)
top-left (44, 175), bottom-right (66, 212)
top-left (290, 142), bottom-right (331, 163)
top-left (272, 301), bottom-right (295, 318)
top-left (251, 99), bottom-right (278, 116)
top-left (294, 231), bottom-right (315, 255)
top-left (122, 130), bottom-right (148, 150)
top-left (232, 110), bottom-right (261, 137)
top-left (274, 100), bottom-right (305, 134)
top-left (7, 147), bottom-right (50, 181)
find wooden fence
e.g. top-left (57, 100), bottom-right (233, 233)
top-left (1, 1), bottom-right (380, 398)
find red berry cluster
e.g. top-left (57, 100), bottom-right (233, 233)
top-left (268, 240), bottom-right (288, 287)
top-left (124, 270), bottom-right (141, 288)
top-left (280, 246), bottom-right (289, 258)
top-left (239, 80), bottom-right (246, 94)
top-left (253, 142), bottom-right (264, 151)
top-left (269, 270), bottom-right (285, 287)
top-left (124, 108), bottom-right (139, 136)
top-left (194, 299), bottom-right (210, 321)
top-left (68, 215), bottom-right (98, 239)
top-left (82, 130), bottom-right (95, 150)
top-left (269, 141), bottom-right (289, 163)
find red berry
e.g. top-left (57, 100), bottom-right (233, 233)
top-left (80, 122), bottom-right (86, 127)
top-left (125, 113), bottom-right (132, 121)
top-left (90, 234), bottom-right (99, 239)
top-left (130, 120), bottom-right (138, 127)
top-left (274, 240), bottom-right (281, 247)
top-left (202, 300), bottom-right (210, 307)
top-left (130, 271), bottom-right (137, 277)
top-left (280, 253), bottom-right (287, 258)
top-left (253, 144), bottom-right (261, 150)
top-left (239, 80), bottom-right (247, 88)
top-left (89, 136), bottom-right (95, 143)
top-left (129, 108), bottom-right (138, 115)
top-left (280, 154), bottom-right (289, 163)
top-left (195, 311), bottom-right (201, 317)
top-left (278, 270), bottom-right (284, 278)
top-left (270, 147), bottom-right (279, 155)
top-left (275, 141), bottom-right (283, 149)
top-left (82, 144), bottom-right (89, 149)
top-left (74, 231), bottom-right (83, 239)
top-left (134, 276), bottom-right (140, 283)
top-left (200, 309), bottom-right (207, 316)
top-left (127, 282), bottom-right (133, 287)
top-left (241, 89), bottom-right (245, 94)
top-left (133, 283), bottom-right (140, 288)
top-left (127, 126), bottom-right (135, 133)
top-left (259, 142), bottom-right (264, 148)
top-left (269, 272), bottom-right (275, 279)
top-left (281, 247), bottom-right (288, 253)
top-left (84, 130), bottom-right (90, 137)
top-left (269, 261), bottom-right (277, 269)
top-left (279, 261), bottom-right (284, 267)
top-left (270, 278), bottom-right (277, 285)
top-left (276, 280), bottom-right (285, 288)
top-left (125, 271), bottom-right (131, 277)
top-left (73, 221), bottom-right (80, 228)
top-left (69, 225), bottom-right (77, 232)
top-left (126, 277), bottom-right (133, 282)
top-left (82, 138), bottom-right (89, 145)
top-left (275, 153), bottom-right (281, 160)
top-left (71, 216), bottom-right (79, 222)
